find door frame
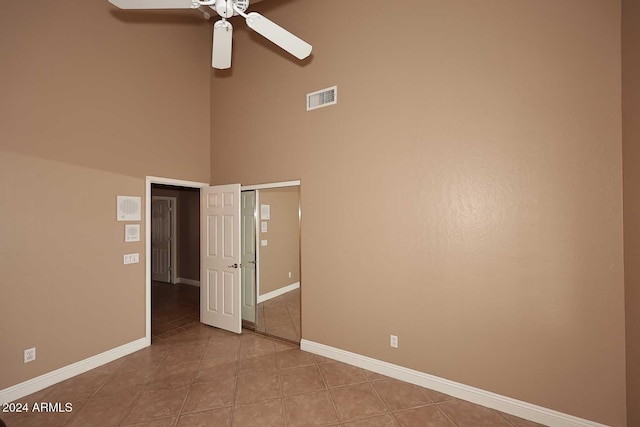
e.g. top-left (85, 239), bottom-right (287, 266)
top-left (145, 176), bottom-right (209, 346)
top-left (144, 177), bottom-right (301, 346)
top-left (151, 196), bottom-right (177, 284)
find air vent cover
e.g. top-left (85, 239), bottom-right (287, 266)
top-left (307, 86), bottom-right (337, 111)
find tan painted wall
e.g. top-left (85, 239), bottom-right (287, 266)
top-left (210, 0), bottom-right (626, 425)
top-left (623, 0), bottom-right (640, 425)
top-left (0, 0), bottom-right (210, 390)
top-left (153, 187), bottom-right (201, 281)
top-left (258, 187), bottom-right (300, 296)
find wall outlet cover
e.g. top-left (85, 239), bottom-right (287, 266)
top-left (24, 347), bottom-right (36, 363)
top-left (390, 335), bottom-right (398, 348)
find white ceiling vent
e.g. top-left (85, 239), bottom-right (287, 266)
top-left (307, 86), bottom-right (337, 111)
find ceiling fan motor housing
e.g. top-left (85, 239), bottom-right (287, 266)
top-left (214, 0), bottom-right (248, 17)
top-left (234, 0), bottom-right (249, 13)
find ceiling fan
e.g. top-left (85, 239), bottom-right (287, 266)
top-left (108, 0), bottom-right (312, 69)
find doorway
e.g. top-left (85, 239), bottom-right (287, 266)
top-left (145, 177), bottom-right (209, 345)
top-left (144, 177), bottom-right (301, 346)
top-left (150, 184), bottom-right (203, 341)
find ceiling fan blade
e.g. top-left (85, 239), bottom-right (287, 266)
top-left (212, 20), bottom-right (233, 69)
top-left (108, 0), bottom-right (195, 9)
top-left (244, 12), bottom-right (312, 60)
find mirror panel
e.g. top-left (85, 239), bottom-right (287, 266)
top-left (246, 186), bottom-right (300, 343)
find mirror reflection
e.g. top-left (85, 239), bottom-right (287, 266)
top-left (241, 186), bottom-right (301, 343)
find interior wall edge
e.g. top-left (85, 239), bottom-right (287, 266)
top-left (622, 0), bottom-right (640, 424)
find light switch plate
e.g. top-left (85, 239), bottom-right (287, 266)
top-left (261, 240), bottom-right (268, 247)
top-left (124, 253), bottom-right (140, 264)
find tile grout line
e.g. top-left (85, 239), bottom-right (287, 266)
top-left (173, 334), bottom-right (210, 425)
top-left (365, 375), bottom-right (394, 418)
top-left (165, 328), bottom-right (239, 421)
top-left (117, 347), bottom-right (172, 426)
top-left (434, 402), bottom-right (460, 427)
top-left (62, 369), bottom-right (118, 426)
top-left (411, 382), bottom-right (460, 426)
top-left (274, 348), bottom-right (290, 427)
top-left (317, 363), bottom-right (459, 425)
top-left (115, 382), bottom-right (150, 426)
top-left (497, 410), bottom-right (518, 427)
top-left (316, 358), bottom-right (344, 424)
top-left (229, 333), bottom-right (244, 427)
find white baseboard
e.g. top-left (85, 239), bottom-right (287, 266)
top-left (176, 277), bottom-right (200, 287)
top-left (0, 338), bottom-right (148, 405)
top-left (257, 282), bottom-right (299, 304)
top-left (300, 339), bottom-right (609, 427)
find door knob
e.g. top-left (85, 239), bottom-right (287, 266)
top-left (248, 260), bottom-right (256, 264)
top-left (227, 263), bottom-right (239, 269)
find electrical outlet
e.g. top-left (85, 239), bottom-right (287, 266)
top-left (24, 347), bottom-right (36, 363)
top-left (288, 272), bottom-right (292, 278)
top-left (390, 335), bottom-right (398, 349)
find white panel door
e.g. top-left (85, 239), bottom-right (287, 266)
top-left (241, 191), bottom-right (256, 323)
top-left (201, 184), bottom-right (242, 333)
top-left (151, 198), bottom-right (172, 283)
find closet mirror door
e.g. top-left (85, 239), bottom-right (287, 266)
top-left (241, 190), bottom-right (257, 328)
top-left (254, 186), bottom-right (301, 343)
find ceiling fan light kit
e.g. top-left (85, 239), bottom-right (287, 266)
top-left (108, 0), bottom-right (312, 70)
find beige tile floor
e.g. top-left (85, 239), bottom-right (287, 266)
top-left (151, 282), bottom-right (201, 340)
top-left (2, 283), bottom-right (546, 427)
